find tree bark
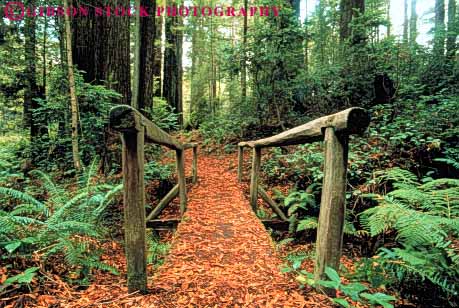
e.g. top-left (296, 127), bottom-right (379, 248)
top-left (71, 0), bottom-right (131, 105)
top-left (403, 0), bottom-right (409, 43)
top-left (153, 15), bottom-right (163, 97)
top-left (63, 0), bottom-right (81, 171)
top-left (241, 0), bottom-right (248, 107)
top-left (163, 8), bottom-right (183, 125)
top-left (386, 0), bottom-right (391, 37)
top-left (409, 0), bottom-right (418, 46)
top-left (133, 0), bottom-right (156, 113)
top-left (339, 0), bottom-right (365, 45)
top-left (446, 0), bottom-right (457, 59)
top-left (434, 0), bottom-right (446, 58)
top-left (23, 0), bottom-right (37, 136)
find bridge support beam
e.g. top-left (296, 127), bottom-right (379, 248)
top-left (314, 127), bottom-right (348, 296)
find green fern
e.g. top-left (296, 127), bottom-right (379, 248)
top-left (360, 168), bottom-right (459, 296)
top-left (0, 164), bottom-right (122, 282)
top-left (434, 158), bottom-right (459, 170)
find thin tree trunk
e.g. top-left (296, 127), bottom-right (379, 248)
top-left (339, 0), bottom-right (352, 43)
top-left (403, 0), bottom-right (408, 43)
top-left (133, 0), bottom-right (156, 113)
top-left (0, 12), bottom-right (5, 44)
top-left (163, 6), bottom-right (183, 126)
top-left (42, 14), bottom-right (47, 96)
top-left (63, 0), bottom-right (81, 171)
top-left (304, 0), bottom-right (309, 72)
top-left (132, 0), bottom-right (141, 110)
top-left (340, 0), bottom-right (365, 46)
top-left (409, 0), bottom-right (417, 46)
top-left (23, 0), bottom-right (37, 136)
top-left (386, 0), bottom-right (391, 37)
top-left (241, 0), bottom-right (248, 107)
top-left (434, 0), bottom-right (446, 58)
top-left (153, 15), bottom-right (163, 97)
top-left (446, 0), bottom-right (457, 59)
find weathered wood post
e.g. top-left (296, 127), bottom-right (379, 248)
top-left (237, 144), bottom-right (244, 182)
top-left (238, 107), bottom-right (369, 294)
top-left (249, 147), bottom-right (261, 212)
top-left (314, 128), bottom-right (349, 296)
top-left (176, 149), bottom-right (187, 216)
top-left (121, 130), bottom-right (147, 294)
top-left (192, 146), bottom-right (198, 184)
top-left (110, 105), bottom-right (201, 293)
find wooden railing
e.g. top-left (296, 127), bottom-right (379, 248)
top-left (109, 105), bottom-right (198, 293)
top-left (237, 107), bottom-right (370, 292)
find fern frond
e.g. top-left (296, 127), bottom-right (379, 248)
top-left (0, 187), bottom-right (48, 217)
top-left (375, 168), bottom-right (419, 187)
top-left (29, 170), bottom-right (65, 199)
top-left (297, 217), bottom-right (318, 232)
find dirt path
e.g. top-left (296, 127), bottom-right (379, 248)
top-left (139, 153), bottom-right (324, 307)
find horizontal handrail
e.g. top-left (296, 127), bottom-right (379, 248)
top-left (238, 107), bottom-right (370, 148)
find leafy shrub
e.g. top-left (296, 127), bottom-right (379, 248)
top-left (31, 67), bottom-right (121, 170)
top-left (199, 114), bottom-right (246, 147)
top-left (146, 233), bottom-right (170, 268)
top-left (262, 144), bottom-right (324, 185)
top-left (144, 160), bottom-right (174, 182)
top-left (293, 266), bottom-right (396, 308)
top-left (144, 97), bottom-right (180, 131)
top-left (0, 135), bottom-right (24, 184)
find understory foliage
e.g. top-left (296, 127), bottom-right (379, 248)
top-left (32, 68), bottom-right (121, 170)
top-left (258, 95), bottom-right (459, 305)
top-left (360, 168), bottom-right (459, 301)
top-left (0, 160), bottom-right (122, 288)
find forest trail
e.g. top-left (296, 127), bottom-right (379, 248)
top-left (139, 153), bottom-right (326, 307)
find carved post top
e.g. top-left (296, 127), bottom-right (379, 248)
top-left (109, 105), bottom-right (184, 150)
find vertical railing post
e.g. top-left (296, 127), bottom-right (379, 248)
top-left (314, 127), bottom-right (349, 296)
top-left (121, 129), bottom-right (147, 294)
top-left (237, 145), bottom-right (244, 182)
top-left (192, 146), bottom-right (198, 184)
top-left (249, 147), bottom-right (261, 213)
top-left (176, 149), bottom-right (187, 216)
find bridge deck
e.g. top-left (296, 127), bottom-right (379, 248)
top-left (139, 154), bottom-right (322, 307)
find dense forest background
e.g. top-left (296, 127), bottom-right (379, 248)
top-left (1, 0), bottom-right (458, 307)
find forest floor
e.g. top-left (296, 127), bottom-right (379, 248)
top-left (3, 151), bottom-right (361, 308)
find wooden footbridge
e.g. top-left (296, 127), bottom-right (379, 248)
top-left (109, 105), bottom-right (370, 303)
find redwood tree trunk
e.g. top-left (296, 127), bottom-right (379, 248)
top-left (71, 0), bottom-right (131, 104)
top-left (340, 0), bottom-right (365, 45)
top-left (163, 10), bottom-right (183, 126)
top-left (433, 0), bottom-right (446, 59)
top-left (23, 0), bottom-right (38, 139)
top-left (446, 0), bottom-right (457, 60)
top-left (63, 0), bottom-right (81, 171)
top-left (153, 14), bottom-right (163, 98)
top-left (133, 0), bottom-right (156, 113)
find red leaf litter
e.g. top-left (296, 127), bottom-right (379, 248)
top-left (11, 151), bottom-right (331, 307)
top-left (139, 152), bottom-right (330, 307)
